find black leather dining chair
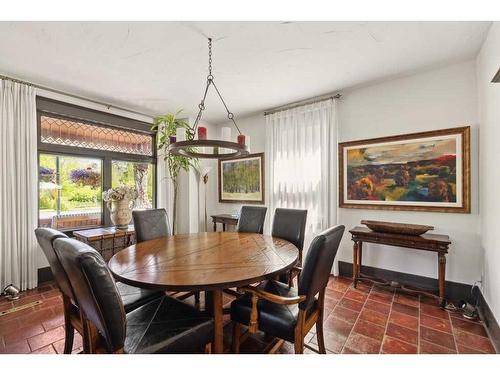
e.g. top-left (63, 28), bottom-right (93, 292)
top-left (271, 208), bottom-right (308, 284)
top-left (132, 208), bottom-right (200, 305)
top-left (52, 237), bottom-right (214, 354)
top-left (237, 206), bottom-right (267, 234)
top-left (35, 228), bottom-right (163, 354)
top-left (230, 225), bottom-right (345, 354)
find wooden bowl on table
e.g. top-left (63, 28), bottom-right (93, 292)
top-left (360, 220), bottom-right (434, 236)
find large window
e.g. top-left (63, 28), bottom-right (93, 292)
top-left (37, 97), bottom-right (156, 231)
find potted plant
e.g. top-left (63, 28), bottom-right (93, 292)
top-left (103, 186), bottom-right (138, 229)
top-left (152, 111), bottom-right (198, 234)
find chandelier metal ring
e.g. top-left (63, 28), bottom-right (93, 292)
top-left (166, 37), bottom-right (249, 160)
top-left (168, 140), bottom-right (248, 159)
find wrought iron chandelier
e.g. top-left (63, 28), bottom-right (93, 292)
top-left (168, 38), bottom-right (249, 159)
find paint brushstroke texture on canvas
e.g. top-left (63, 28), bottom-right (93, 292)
top-left (346, 136), bottom-right (459, 205)
top-left (339, 127), bottom-right (469, 212)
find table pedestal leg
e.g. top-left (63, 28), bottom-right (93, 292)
top-left (438, 253), bottom-right (446, 307)
top-left (211, 289), bottom-right (224, 353)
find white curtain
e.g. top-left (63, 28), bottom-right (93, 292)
top-left (0, 80), bottom-right (38, 291)
top-left (266, 99), bottom-right (338, 258)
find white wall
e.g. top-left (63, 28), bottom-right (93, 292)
top-left (477, 23), bottom-right (500, 322)
top-left (337, 60), bottom-right (480, 285)
top-left (210, 61), bottom-right (481, 287)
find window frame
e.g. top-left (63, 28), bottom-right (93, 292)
top-left (36, 97), bottom-right (157, 234)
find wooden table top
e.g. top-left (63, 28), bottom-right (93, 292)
top-left (108, 232), bottom-right (299, 292)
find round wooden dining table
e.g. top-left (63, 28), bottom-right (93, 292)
top-left (108, 231), bottom-right (299, 353)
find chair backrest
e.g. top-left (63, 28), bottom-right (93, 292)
top-left (34, 228), bottom-right (74, 301)
top-left (271, 208), bottom-right (308, 256)
top-left (298, 225), bottom-right (345, 311)
top-left (53, 238), bottom-right (126, 353)
top-left (237, 206), bottom-right (267, 234)
top-left (132, 208), bottom-right (170, 242)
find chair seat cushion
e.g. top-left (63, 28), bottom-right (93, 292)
top-left (230, 280), bottom-right (316, 342)
top-left (116, 282), bottom-right (165, 313)
top-left (124, 295), bottom-right (213, 354)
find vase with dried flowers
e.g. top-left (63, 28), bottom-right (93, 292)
top-left (103, 186), bottom-right (138, 229)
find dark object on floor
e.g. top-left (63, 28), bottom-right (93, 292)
top-left (361, 220), bottom-right (434, 236)
top-left (35, 228), bottom-right (163, 354)
top-left (230, 224), bottom-right (345, 354)
top-left (52, 237), bottom-right (214, 353)
top-left (237, 206), bottom-right (267, 234)
top-left (2, 284), bottom-right (20, 300)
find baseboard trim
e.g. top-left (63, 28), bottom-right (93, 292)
top-left (477, 289), bottom-right (500, 353)
top-left (37, 267), bottom-right (53, 284)
top-left (337, 261), bottom-right (472, 303)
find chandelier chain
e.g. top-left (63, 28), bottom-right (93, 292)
top-left (192, 37), bottom-right (241, 135)
top-left (208, 38), bottom-right (213, 78)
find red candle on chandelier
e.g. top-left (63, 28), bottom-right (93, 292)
top-left (237, 134), bottom-right (246, 145)
top-left (198, 126), bottom-right (207, 140)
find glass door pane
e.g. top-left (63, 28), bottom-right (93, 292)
top-left (39, 153), bottom-right (102, 230)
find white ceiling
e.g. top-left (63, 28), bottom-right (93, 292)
top-left (0, 21), bottom-right (491, 123)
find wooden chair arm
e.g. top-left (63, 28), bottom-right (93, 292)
top-left (237, 285), bottom-right (307, 334)
top-left (238, 286), bottom-right (306, 305)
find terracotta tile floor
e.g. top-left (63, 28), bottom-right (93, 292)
top-left (0, 277), bottom-right (496, 354)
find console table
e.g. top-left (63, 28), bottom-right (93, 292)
top-left (73, 225), bottom-right (135, 261)
top-left (211, 214), bottom-right (238, 232)
top-left (349, 226), bottom-right (451, 306)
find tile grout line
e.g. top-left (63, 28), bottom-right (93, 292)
top-left (378, 287), bottom-right (396, 354)
top-left (417, 294), bottom-right (421, 353)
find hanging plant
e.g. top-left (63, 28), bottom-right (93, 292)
top-left (70, 168), bottom-right (101, 188)
top-left (39, 166), bottom-right (55, 183)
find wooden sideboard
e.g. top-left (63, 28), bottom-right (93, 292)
top-left (349, 226), bottom-right (451, 306)
top-left (210, 214), bottom-right (239, 232)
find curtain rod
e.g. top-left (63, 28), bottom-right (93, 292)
top-left (0, 74), bottom-right (156, 119)
top-left (264, 93), bottom-right (342, 116)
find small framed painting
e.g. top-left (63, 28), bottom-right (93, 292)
top-left (218, 152), bottom-right (265, 204)
top-left (339, 126), bottom-right (470, 213)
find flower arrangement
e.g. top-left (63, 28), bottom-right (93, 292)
top-left (70, 168), bottom-right (101, 188)
top-left (103, 186), bottom-right (138, 202)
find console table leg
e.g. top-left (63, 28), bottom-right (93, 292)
top-left (213, 221), bottom-right (217, 232)
top-left (438, 253), bottom-right (446, 306)
top-left (358, 242), bottom-right (363, 278)
top-left (352, 242), bottom-right (358, 288)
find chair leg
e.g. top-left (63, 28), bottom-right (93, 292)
top-left (316, 318), bottom-right (326, 354)
top-left (63, 321), bottom-right (75, 354)
top-left (294, 310), bottom-right (306, 354)
top-left (232, 322), bottom-right (242, 354)
top-left (316, 289), bottom-right (327, 354)
top-left (294, 335), bottom-right (304, 354)
top-left (62, 296), bottom-right (74, 354)
top-left (195, 291), bottom-right (201, 305)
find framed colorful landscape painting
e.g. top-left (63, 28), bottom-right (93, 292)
top-left (218, 152), bottom-right (265, 204)
top-left (339, 127), bottom-right (470, 213)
